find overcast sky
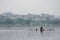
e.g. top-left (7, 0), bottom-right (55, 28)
top-left (0, 0), bottom-right (60, 16)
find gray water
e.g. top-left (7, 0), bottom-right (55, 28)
top-left (0, 27), bottom-right (60, 40)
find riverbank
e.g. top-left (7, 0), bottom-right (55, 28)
top-left (0, 24), bottom-right (60, 27)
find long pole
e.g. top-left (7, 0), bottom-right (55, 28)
top-left (41, 34), bottom-right (43, 40)
top-left (41, 31), bottom-right (45, 40)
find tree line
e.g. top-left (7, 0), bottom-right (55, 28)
top-left (0, 17), bottom-right (60, 26)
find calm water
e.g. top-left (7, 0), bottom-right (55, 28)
top-left (0, 27), bottom-right (60, 40)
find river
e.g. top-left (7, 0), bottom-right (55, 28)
top-left (0, 27), bottom-right (60, 40)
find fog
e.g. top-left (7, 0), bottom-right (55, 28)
top-left (0, 0), bottom-right (60, 16)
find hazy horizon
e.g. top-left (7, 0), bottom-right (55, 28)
top-left (0, 0), bottom-right (60, 17)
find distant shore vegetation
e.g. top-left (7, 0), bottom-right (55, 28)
top-left (0, 12), bottom-right (60, 27)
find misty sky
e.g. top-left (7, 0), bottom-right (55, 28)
top-left (0, 0), bottom-right (60, 16)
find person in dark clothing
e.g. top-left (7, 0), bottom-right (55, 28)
top-left (40, 26), bottom-right (44, 34)
top-left (36, 28), bottom-right (38, 32)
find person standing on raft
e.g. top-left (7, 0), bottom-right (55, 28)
top-left (40, 26), bottom-right (44, 34)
